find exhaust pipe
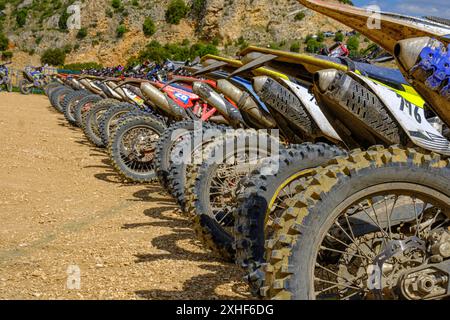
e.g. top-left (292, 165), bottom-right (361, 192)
top-left (112, 85), bottom-right (127, 100)
top-left (313, 69), bottom-right (351, 106)
top-left (90, 81), bottom-right (106, 96)
top-left (105, 81), bottom-right (124, 100)
top-left (192, 82), bottom-right (244, 127)
top-left (314, 69), bottom-right (340, 94)
top-left (216, 79), bottom-right (276, 128)
top-left (79, 79), bottom-right (93, 91)
top-left (140, 82), bottom-right (187, 119)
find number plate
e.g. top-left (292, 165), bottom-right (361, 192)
top-left (352, 72), bottom-right (450, 156)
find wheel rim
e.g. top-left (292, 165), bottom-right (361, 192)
top-left (91, 109), bottom-right (107, 137)
top-left (118, 125), bottom-right (159, 175)
top-left (207, 149), bottom-right (270, 235)
top-left (264, 169), bottom-right (315, 240)
top-left (108, 111), bottom-right (129, 138)
top-left (68, 99), bottom-right (81, 119)
top-left (311, 183), bottom-right (450, 300)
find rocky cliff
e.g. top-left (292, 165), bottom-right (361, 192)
top-left (0, 0), bottom-right (349, 68)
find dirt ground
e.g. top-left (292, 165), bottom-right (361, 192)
top-left (0, 92), bottom-right (250, 300)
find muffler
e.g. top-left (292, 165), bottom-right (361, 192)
top-left (140, 82), bottom-right (187, 119)
top-left (89, 81), bottom-right (105, 96)
top-left (105, 81), bottom-right (124, 100)
top-left (79, 79), bottom-right (93, 91)
top-left (192, 82), bottom-right (244, 127)
top-left (216, 79), bottom-right (276, 128)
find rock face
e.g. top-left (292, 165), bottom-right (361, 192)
top-left (2, 0), bottom-right (348, 67)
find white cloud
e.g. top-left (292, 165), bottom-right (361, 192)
top-left (358, 0), bottom-right (450, 17)
top-left (394, 1), bottom-right (450, 17)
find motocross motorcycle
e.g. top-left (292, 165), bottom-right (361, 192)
top-left (0, 62), bottom-right (12, 92)
top-left (257, 0), bottom-right (450, 300)
top-left (182, 46), bottom-right (427, 266)
top-left (19, 66), bottom-right (50, 95)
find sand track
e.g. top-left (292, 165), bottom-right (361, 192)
top-left (0, 92), bottom-right (249, 300)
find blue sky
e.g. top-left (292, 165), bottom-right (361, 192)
top-left (352, 0), bottom-right (450, 18)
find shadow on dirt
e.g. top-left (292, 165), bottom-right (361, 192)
top-left (56, 121), bottom-right (79, 132)
top-left (81, 153), bottom-right (130, 185)
top-left (128, 186), bottom-right (173, 203)
top-left (53, 107), bottom-right (248, 299)
top-left (134, 264), bottom-right (249, 300)
top-left (46, 105), bottom-right (61, 114)
top-left (126, 206), bottom-right (250, 300)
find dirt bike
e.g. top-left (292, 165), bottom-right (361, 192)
top-left (179, 46), bottom-right (428, 268)
top-left (0, 62), bottom-right (13, 92)
top-left (19, 67), bottom-right (50, 95)
top-left (155, 61), bottom-right (282, 217)
top-left (103, 71), bottom-right (252, 183)
top-left (257, 0), bottom-right (450, 300)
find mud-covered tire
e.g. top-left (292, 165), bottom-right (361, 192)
top-left (105, 109), bottom-right (162, 149)
top-left (63, 90), bottom-right (89, 125)
top-left (109, 115), bottom-right (167, 182)
top-left (234, 143), bottom-right (346, 275)
top-left (47, 85), bottom-right (66, 100)
top-left (256, 77), bottom-right (319, 140)
top-left (316, 71), bottom-right (408, 146)
top-left (155, 120), bottom-right (199, 189)
top-left (187, 129), bottom-right (282, 261)
top-left (99, 102), bottom-right (136, 147)
top-left (6, 80), bottom-right (13, 92)
top-left (44, 82), bottom-right (62, 96)
top-left (51, 87), bottom-right (74, 112)
top-left (19, 79), bottom-right (33, 95)
top-left (74, 95), bottom-right (102, 127)
top-left (49, 87), bottom-right (67, 109)
top-left (260, 146), bottom-right (450, 300)
top-left (83, 99), bottom-right (120, 147)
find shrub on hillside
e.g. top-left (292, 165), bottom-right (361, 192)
top-left (191, 0), bottom-right (206, 16)
top-left (165, 0), bottom-right (188, 25)
top-left (334, 32), bottom-right (344, 42)
top-left (116, 25), bottom-right (127, 38)
top-left (137, 40), bottom-right (218, 64)
top-left (59, 9), bottom-right (70, 30)
top-left (0, 32), bottom-right (9, 51)
top-left (190, 43), bottom-right (218, 58)
top-left (304, 34), bottom-right (314, 44)
top-left (41, 48), bottom-right (66, 66)
top-left (347, 35), bottom-right (360, 51)
top-left (76, 28), bottom-right (88, 39)
top-left (64, 62), bottom-right (103, 71)
top-left (111, 0), bottom-right (122, 9)
top-left (143, 17), bottom-right (156, 37)
top-left (2, 51), bottom-right (13, 60)
top-left (316, 32), bottom-right (325, 43)
top-left (294, 12), bottom-right (305, 21)
top-left (16, 9), bottom-right (27, 27)
top-left (290, 42), bottom-right (300, 53)
top-left (306, 38), bottom-right (321, 53)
